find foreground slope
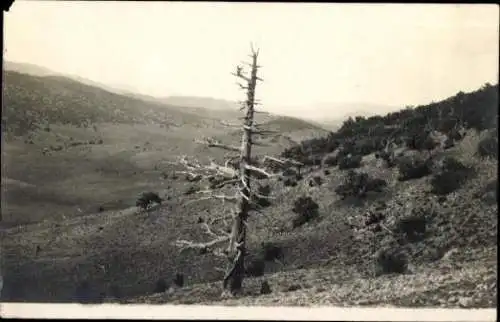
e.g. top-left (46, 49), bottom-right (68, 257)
top-left (1, 83), bottom-right (497, 307)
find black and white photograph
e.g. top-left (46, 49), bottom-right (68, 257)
top-left (0, 1), bottom-right (498, 320)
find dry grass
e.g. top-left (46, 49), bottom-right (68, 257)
top-left (1, 122), bottom-right (497, 307)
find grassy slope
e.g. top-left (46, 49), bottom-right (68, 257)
top-left (1, 131), bottom-right (496, 305)
top-left (1, 72), bottom-right (496, 307)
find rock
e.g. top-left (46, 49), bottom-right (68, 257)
top-left (260, 281), bottom-right (272, 295)
top-left (458, 296), bottom-right (474, 308)
top-left (441, 248), bottom-right (459, 261)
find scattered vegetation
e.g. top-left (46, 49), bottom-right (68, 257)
top-left (136, 191), bottom-right (163, 210)
top-left (375, 247), bottom-right (409, 276)
top-left (397, 155), bottom-right (433, 181)
top-left (335, 170), bottom-right (387, 199)
top-left (281, 84), bottom-right (498, 166)
top-left (2, 57), bottom-right (497, 306)
top-left (476, 130), bottom-right (498, 159)
top-left (291, 196), bottom-right (319, 228)
top-left (337, 154), bottom-right (363, 170)
top-left (430, 157), bottom-right (474, 195)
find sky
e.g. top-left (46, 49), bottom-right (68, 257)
top-left (4, 1), bottom-right (499, 119)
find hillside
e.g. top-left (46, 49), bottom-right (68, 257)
top-left (1, 81), bottom-right (497, 307)
top-left (4, 60), bottom-right (135, 97)
top-left (1, 70), bottom-right (215, 136)
top-left (1, 70), bottom-right (326, 226)
top-left (161, 96), bottom-right (240, 111)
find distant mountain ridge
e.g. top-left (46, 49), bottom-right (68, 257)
top-left (4, 60), bottom-right (391, 131)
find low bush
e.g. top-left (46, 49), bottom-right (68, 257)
top-left (260, 242), bottom-right (284, 262)
top-left (136, 191), bottom-right (163, 210)
top-left (254, 184), bottom-right (272, 208)
top-left (283, 177), bottom-right (298, 187)
top-left (338, 154), bottom-right (362, 170)
top-left (394, 215), bottom-right (427, 242)
top-left (245, 258), bottom-right (265, 277)
top-left (375, 247), bottom-right (408, 275)
top-left (476, 134), bottom-right (498, 159)
top-left (153, 278), bottom-right (168, 293)
top-left (184, 185), bottom-right (200, 195)
top-left (291, 196), bottom-right (319, 228)
top-left (308, 175), bottom-right (323, 187)
top-left (430, 157), bottom-right (473, 195)
top-left (335, 170), bottom-right (387, 199)
top-left (397, 155), bottom-right (432, 181)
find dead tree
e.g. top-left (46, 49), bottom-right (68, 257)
top-left (171, 44), bottom-right (296, 296)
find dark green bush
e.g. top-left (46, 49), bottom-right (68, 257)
top-left (397, 156), bottom-right (432, 181)
top-left (338, 154), bottom-right (362, 170)
top-left (476, 134), bottom-right (498, 159)
top-left (335, 170), bottom-right (387, 199)
top-left (136, 191), bottom-right (163, 210)
top-left (291, 196), bottom-right (319, 228)
top-left (376, 247), bottom-right (408, 275)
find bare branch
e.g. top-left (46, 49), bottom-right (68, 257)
top-left (185, 193), bottom-right (239, 206)
top-left (231, 72), bottom-right (250, 82)
top-left (263, 155), bottom-right (303, 167)
top-left (240, 61), bottom-right (262, 69)
top-left (174, 236), bottom-right (230, 250)
top-left (236, 82), bottom-right (248, 90)
top-left (211, 178), bottom-right (239, 189)
top-left (244, 164), bottom-right (275, 178)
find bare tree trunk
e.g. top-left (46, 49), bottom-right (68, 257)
top-left (222, 47), bottom-right (260, 296)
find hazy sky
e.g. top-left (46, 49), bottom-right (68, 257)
top-left (4, 1), bottom-right (499, 118)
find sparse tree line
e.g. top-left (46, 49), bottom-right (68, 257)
top-left (281, 83), bottom-right (498, 167)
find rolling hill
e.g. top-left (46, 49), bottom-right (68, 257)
top-left (1, 68), bottom-right (328, 226)
top-left (0, 65), bottom-right (497, 308)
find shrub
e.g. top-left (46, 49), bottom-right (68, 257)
top-left (323, 155), bottom-right (338, 167)
top-left (260, 281), bottom-right (272, 294)
top-left (260, 242), bottom-right (284, 262)
top-left (308, 175), bottom-right (323, 187)
top-left (394, 215), bottom-right (427, 242)
top-left (136, 191), bottom-right (163, 210)
top-left (283, 177), bottom-right (298, 187)
top-left (254, 184), bottom-right (272, 208)
top-left (173, 273), bottom-right (184, 288)
top-left (185, 173), bottom-right (202, 182)
top-left (430, 157), bottom-right (473, 195)
top-left (245, 258), bottom-right (265, 277)
top-left (476, 135), bottom-right (498, 159)
top-left (378, 150), bottom-right (397, 168)
top-left (153, 278), bottom-right (168, 293)
top-left (397, 156), bottom-right (432, 181)
top-left (481, 179), bottom-right (498, 205)
top-left (184, 185), bottom-right (200, 195)
top-left (291, 196), bottom-right (319, 228)
top-left (335, 170), bottom-right (387, 199)
top-left (375, 247), bottom-right (408, 275)
top-left (282, 167), bottom-right (298, 177)
top-left (364, 211), bottom-right (385, 227)
top-left (338, 154), bottom-right (362, 170)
